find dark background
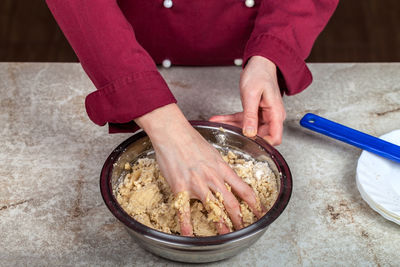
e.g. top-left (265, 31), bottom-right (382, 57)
top-left (1, 0), bottom-right (399, 62)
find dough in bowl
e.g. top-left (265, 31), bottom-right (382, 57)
top-left (116, 149), bottom-right (278, 236)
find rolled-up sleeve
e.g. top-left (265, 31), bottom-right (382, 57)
top-left (243, 0), bottom-right (339, 95)
top-left (46, 0), bottom-right (176, 131)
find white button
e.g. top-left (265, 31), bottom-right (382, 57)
top-left (245, 0), bottom-right (255, 8)
top-left (234, 58), bottom-right (243, 66)
top-left (163, 0), bottom-right (173, 8)
top-left (162, 59), bottom-right (172, 68)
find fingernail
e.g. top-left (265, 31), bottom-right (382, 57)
top-left (244, 127), bottom-right (256, 136)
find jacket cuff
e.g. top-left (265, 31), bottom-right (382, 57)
top-left (85, 70), bottom-right (177, 130)
top-left (243, 34), bottom-right (312, 96)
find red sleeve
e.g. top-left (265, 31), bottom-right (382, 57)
top-left (46, 0), bottom-right (176, 132)
top-left (243, 0), bottom-right (339, 95)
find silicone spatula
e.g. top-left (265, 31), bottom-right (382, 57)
top-left (300, 113), bottom-right (400, 163)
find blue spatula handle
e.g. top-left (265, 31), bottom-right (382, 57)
top-left (300, 113), bottom-right (400, 163)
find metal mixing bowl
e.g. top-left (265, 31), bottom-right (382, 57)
top-left (100, 121), bottom-right (292, 263)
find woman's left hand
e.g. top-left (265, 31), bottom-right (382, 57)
top-left (210, 56), bottom-right (286, 146)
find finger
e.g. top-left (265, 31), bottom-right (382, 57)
top-left (209, 112), bottom-right (243, 123)
top-left (202, 191), bottom-right (232, 235)
top-left (241, 89), bottom-right (262, 137)
top-left (215, 218), bottom-right (231, 234)
top-left (223, 168), bottom-right (266, 219)
top-left (174, 191), bottom-right (193, 236)
top-left (260, 111), bottom-right (284, 146)
top-left (178, 208), bottom-right (193, 236)
top-left (208, 182), bottom-right (244, 230)
top-left (257, 123), bottom-right (270, 138)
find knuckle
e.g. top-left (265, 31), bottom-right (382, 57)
top-left (245, 89), bottom-right (260, 100)
top-left (273, 137), bottom-right (282, 145)
top-left (241, 85), bottom-right (258, 97)
top-left (243, 111), bottom-right (258, 121)
top-left (219, 161), bottom-right (231, 172)
top-left (242, 188), bottom-right (256, 203)
top-left (279, 108), bottom-right (286, 121)
top-left (224, 198), bottom-right (240, 211)
top-left (239, 80), bottom-right (246, 90)
top-left (267, 135), bottom-right (282, 146)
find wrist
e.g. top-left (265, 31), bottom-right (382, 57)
top-left (248, 56), bottom-right (276, 73)
top-left (134, 103), bottom-right (192, 142)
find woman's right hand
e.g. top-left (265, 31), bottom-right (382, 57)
top-left (135, 104), bottom-right (266, 236)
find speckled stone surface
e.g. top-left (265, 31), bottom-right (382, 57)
top-left (1, 63), bottom-right (399, 266)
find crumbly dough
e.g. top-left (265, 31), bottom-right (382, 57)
top-left (116, 150), bottom-right (278, 237)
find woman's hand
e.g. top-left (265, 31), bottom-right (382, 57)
top-left (210, 56), bottom-right (286, 145)
top-left (135, 104), bottom-right (265, 236)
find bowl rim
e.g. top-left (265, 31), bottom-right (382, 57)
top-left (100, 121), bottom-right (292, 246)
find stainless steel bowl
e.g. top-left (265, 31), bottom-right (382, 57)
top-left (100, 121), bottom-right (292, 263)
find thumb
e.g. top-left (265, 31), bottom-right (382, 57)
top-left (241, 89), bottom-right (261, 137)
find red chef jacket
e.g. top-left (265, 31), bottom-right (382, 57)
top-left (46, 0), bottom-right (338, 133)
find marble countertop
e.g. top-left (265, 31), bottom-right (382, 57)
top-left (1, 63), bottom-right (399, 266)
